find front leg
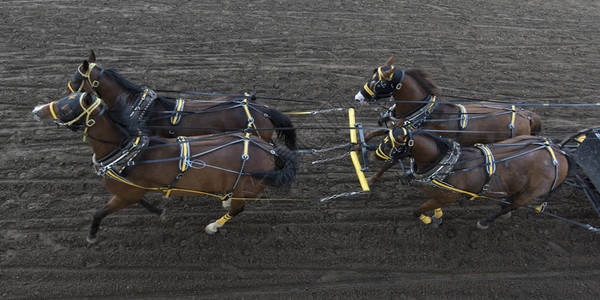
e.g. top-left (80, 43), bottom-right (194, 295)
top-left (368, 160), bottom-right (396, 185)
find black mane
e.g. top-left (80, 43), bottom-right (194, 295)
top-left (107, 96), bottom-right (149, 137)
top-left (406, 69), bottom-right (441, 96)
top-left (103, 69), bottom-right (144, 100)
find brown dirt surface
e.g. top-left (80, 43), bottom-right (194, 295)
top-left (2, 0), bottom-right (600, 299)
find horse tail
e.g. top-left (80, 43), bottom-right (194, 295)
top-left (528, 111), bottom-right (542, 136)
top-left (263, 108), bottom-right (297, 150)
top-left (249, 146), bottom-right (299, 188)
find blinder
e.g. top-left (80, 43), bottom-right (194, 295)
top-left (52, 92), bottom-right (104, 132)
top-left (375, 127), bottom-right (414, 161)
top-left (359, 65), bottom-right (405, 102)
top-left (67, 63), bottom-right (105, 95)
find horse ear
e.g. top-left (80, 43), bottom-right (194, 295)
top-left (384, 55), bottom-right (395, 66)
top-left (88, 51), bottom-right (96, 63)
top-left (81, 60), bottom-right (89, 72)
top-left (382, 66), bottom-right (395, 80)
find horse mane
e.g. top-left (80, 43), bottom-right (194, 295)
top-left (405, 69), bottom-right (441, 96)
top-left (418, 129), bottom-right (451, 155)
top-left (107, 96), bottom-right (149, 137)
top-left (103, 69), bottom-right (145, 100)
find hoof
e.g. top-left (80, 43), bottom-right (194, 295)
top-left (205, 222), bottom-right (220, 235)
top-left (159, 208), bottom-right (167, 222)
top-left (477, 220), bottom-right (489, 230)
top-left (86, 234), bottom-right (97, 244)
top-left (430, 217), bottom-right (443, 228)
top-left (222, 199), bottom-right (231, 210)
top-left (500, 211), bottom-right (512, 219)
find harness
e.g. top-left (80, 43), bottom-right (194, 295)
top-left (430, 138), bottom-right (561, 200)
top-left (168, 98), bottom-right (186, 136)
top-left (379, 94), bottom-right (439, 128)
top-left (100, 132), bottom-right (256, 200)
top-left (93, 134), bottom-right (150, 176)
top-left (130, 87), bottom-right (158, 126)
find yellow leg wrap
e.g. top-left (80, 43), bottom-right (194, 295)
top-left (434, 208), bottom-right (443, 219)
top-left (216, 213), bottom-right (233, 226)
top-left (419, 214), bottom-right (432, 224)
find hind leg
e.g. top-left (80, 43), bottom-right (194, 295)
top-left (140, 199), bottom-right (166, 221)
top-left (205, 199), bottom-right (246, 234)
top-left (477, 204), bottom-right (514, 230)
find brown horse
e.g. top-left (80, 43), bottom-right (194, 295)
top-left (66, 51), bottom-right (296, 150)
top-left (32, 92), bottom-right (299, 242)
top-left (355, 55), bottom-right (542, 183)
top-left (373, 126), bottom-right (570, 229)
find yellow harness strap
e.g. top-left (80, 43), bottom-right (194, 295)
top-left (475, 143), bottom-right (496, 176)
top-left (178, 136), bottom-right (190, 172)
top-left (170, 98), bottom-right (185, 125)
top-left (509, 105), bottom-right (516, 129)
top-left (241, 98), bottom-right (261, 139)
top-left (432, 179), bottom-right (483, 200)
top-left (456, 104), bottom-right (468, 130)
top-left (544, 139), bottom-right (558, 166)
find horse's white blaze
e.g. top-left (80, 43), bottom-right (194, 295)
top-left (354, 91), bottom-right (365, 104)
top-left (32, 104), bottom-right (47, 121)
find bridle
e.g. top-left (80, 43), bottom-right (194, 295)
top-left (67, 62), bottom-right (105, 95)
top-left (49, 92), bottom-right (106, 140)
top-left (375, 127), bottom-right (414, 161)
top-left (360, 65), bottom-right (405, 102)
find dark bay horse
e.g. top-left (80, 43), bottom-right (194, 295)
top-left (32, 92), bottom-right (299, 242)
top-left (355, 56), bottom-right (542, 183)
top-left (373, 126), bottom-right (570, 229)
top-left (66, 51), bottom-right (296, 150)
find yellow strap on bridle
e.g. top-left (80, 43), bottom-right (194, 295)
top-left (363, 83), bottom-right (374, 96)
top-left (49, 101), bottom-right (59, 120)
top-left (68, 63), bottom-right (100, 93)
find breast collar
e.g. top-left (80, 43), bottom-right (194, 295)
top-left (379, 94), bottom-right (439, 128)
top-left (92, 134), bottom-right (150, 176)
top-left (410, 137), bottom-right (461, 183)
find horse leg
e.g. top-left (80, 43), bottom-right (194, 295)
top-left (477, 204), bottom-right (514, 230)
top-left (87, 195), bottom-right (139, 244)
top-left (414, 193), bottom-right (457, 228)
top-left (368, 160), bottom-right (396, 185)
top-left (88, 206), bottom-right (112, 244)
top-left (205, 199), bottom-right (246, 234)
top-left (140, 199), bottom-right (166, 221)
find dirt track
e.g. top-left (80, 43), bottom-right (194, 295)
top-left (2, 0), bottom-right (600, 299)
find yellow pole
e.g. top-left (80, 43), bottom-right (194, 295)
top-left (348, 108), bottom-right (370, 191)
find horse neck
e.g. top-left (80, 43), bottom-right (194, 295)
top-left (96, 78), bottom-right (127, 107)
top-left (85, 113), bottom-right (126, 159)
top-left (392, 75), bottom-right (428, 113)
top-left (411, 132), bottom-right (444, 171)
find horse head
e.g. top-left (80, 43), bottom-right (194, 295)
top-left (355, 55), bottom-right (405, 104)
top-left (374, 126), bottom-right (414, 161)
top-left (66, 51), bottom-right (108, 96)
top-left (33, 92), bottom-right (105, 132)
